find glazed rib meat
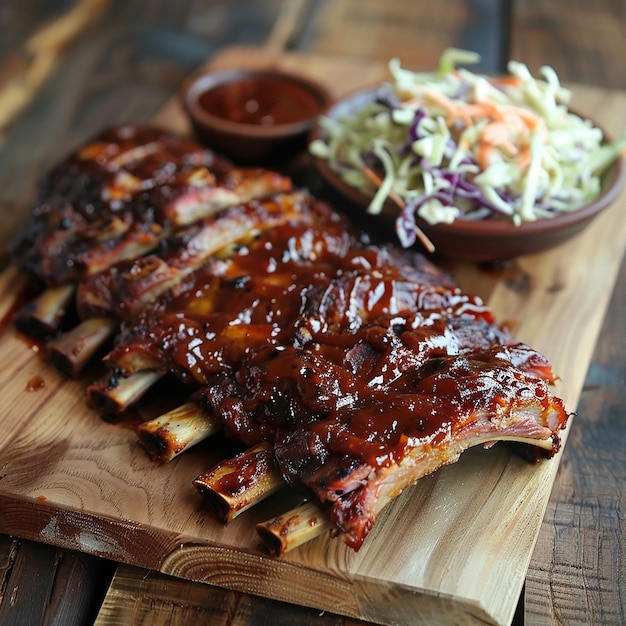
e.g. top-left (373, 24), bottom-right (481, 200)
top-left (9, 124), bottom-right (291, 286)
top-left (9, 124), bottom-right (292, 343)
top-left (91, 193), bottom-right (491, 386)
top-left (188, 307), bottom-right (566, 550)
top-left (84, 181), bottom-right (569, 550)
top-left (76, 189), bottom-right (315, 320)
top-left (87, 193), bottom-right (362, 382)
top-left (269, 348), bottom-right (567, 550)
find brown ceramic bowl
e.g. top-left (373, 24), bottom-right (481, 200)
top-left (183, 68), bottom-right (331, 163)
top-left (310, 85), bottom-right (625, 262)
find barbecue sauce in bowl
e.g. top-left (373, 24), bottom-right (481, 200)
top-left (198, 75), bottom-right (322, 127)
top-left (183, 69), bottom-right (331, 163)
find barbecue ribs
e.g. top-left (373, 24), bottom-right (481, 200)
top-left (8, 124), bottom-right (571, 554)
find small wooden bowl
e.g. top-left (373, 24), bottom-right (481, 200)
top-left (310, 85), bottom-right (625, 262)
top-left (183, 68), bottom-right (331, 164)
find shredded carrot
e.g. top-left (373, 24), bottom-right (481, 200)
top-left (459, 102), bottom-right (503, 122)
top-left (489, 75), bottom-right (523, 89)
top-left (507, 105), bottom-right (541, 129)
top-left (402, 84), bottom-right (458, 117)
top-left (477, 141), bottom-right (491, 171)
top-left (481, 122), bottom-right (519, 156)
top-left (517, 146), bottom-right (532, 172)
top-left (454, 101), bottom-right (539, 130)
top-left (420, 95), bottom-right (543, 171)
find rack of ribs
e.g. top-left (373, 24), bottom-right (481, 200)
top-left (8, 125), bottom-right (571, 555)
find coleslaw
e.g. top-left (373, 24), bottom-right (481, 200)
top-left (310, 49), bottom-right (625, 247)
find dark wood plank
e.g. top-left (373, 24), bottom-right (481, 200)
top-left (508, 5), bottom-right (626, 621)
top-left (524, 250), bottom-right (626, 624)
top-left (0, 1), bottom-right (76, 60)
top-left (296, 0), bottom-right (626, 88)
top-left (0, 536), bottom-right (116, 626)
top-left (293, 0), bottom-right (510, 74)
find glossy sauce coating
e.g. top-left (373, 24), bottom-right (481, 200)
top-left (280, 351), bottom-right (559, 469)
top-left (96, 187), bottom-right (568, 551)
top-left (110, 197), bottom-right (523, 462)
top-left (116, 205), bottom-right (487, 392)
top-left (106, 193), bottom-right (564, 498)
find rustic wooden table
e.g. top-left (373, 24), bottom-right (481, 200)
top-left (0, 2), bottom-right (624, 625)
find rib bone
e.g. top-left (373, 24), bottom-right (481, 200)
top-left (193, 442), bottom-right (285, 523)
top-left (13, 283), bottom-right (75, 337)
top-left (137, 402), bottom-right (220, 462)
top-left (87, 370), bottom-right (163, 415)
top-left (256, 501), bottom-right (333, 557)
top-left (47, 317), bottom-right (119, 377)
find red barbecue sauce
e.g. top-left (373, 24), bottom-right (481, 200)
top-left (113, 207), bottom-right (521, 470)
top-left (198, 76), bottom-right (322, 127)
top-left (211, 447), bottom-right (271, 499)
top-left (25, 376), bottom-right (45, 392)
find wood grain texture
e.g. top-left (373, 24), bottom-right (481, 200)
top-left (295, 0), bottom-right (508, 74)
top-left (0, 46), bottom-right (625, 626)
top-left (510, 0), bottom-right (626, 90)
top-left (95, 563), bottom-right (368, 626)
top-left (296, 0), bottom-right (626, 88)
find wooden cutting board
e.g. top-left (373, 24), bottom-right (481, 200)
top-left (1, 47), bottom-right (625, 626)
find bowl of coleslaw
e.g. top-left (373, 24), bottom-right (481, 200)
top-left (309, 49), bottom-right (625, 261)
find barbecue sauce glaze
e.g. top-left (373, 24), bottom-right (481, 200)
top-left (108, 196), bottom-right (562, 475)
top-left (94, 190), bottom-right (567, 551)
